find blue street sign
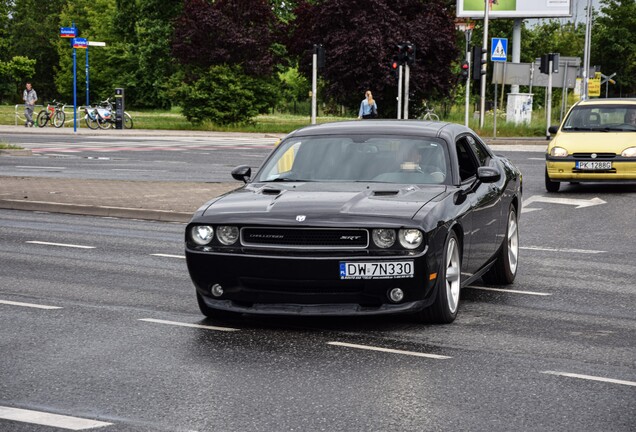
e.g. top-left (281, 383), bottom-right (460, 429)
top-left (491, 38), bottom-right (508, 62)
top-left (73, 38), bottom-right (88, 49)
top-left (60, 27), bottom-right (77, 38)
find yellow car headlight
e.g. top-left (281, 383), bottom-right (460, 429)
top-left (550, 147), bottom-right (568, 157)
top-left (621, 147), bottom-right (636, 158)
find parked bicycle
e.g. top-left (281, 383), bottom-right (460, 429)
top-left (84, 98), bottom-right (133, 130)
top-left (37, 100), bottom-right (66, 128)
top-left (418, 102), bottom-right (439, 121)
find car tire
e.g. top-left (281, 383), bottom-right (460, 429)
top-left (418, 231), bottom-right (461, 324)
top-left (482, 205), bottom-right (519, 285)
top-left (196, 291), bottom-right (237, 321)
top-left (545, 168), bottom-right (560, 192)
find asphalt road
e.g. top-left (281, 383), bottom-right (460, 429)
top-left (1, 132), bottom-right (635, 431)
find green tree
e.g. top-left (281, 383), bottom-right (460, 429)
top-left (0, 56), bottom-right (37, 102)
top-left (286, 0), bottom-right (459, 117)
top-left (134, 0), bottom-right (183, 108)
top-left (592, 0), bottom-right (636, 96)
top-left (7, 0), bottom-right (64, 100)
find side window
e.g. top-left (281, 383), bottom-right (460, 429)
top-left (466, 135), bottom-right (491, 166)
top-left (456, 137), bottom-right (479, 182)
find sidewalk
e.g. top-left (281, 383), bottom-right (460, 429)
top-left (0, 177), bottom-right (238, 223)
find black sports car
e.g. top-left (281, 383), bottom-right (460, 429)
top-left (186, 120), bottom-right (522, 323)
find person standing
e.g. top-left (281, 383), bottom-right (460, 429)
top-left (358, 90), bottom-right (378, 119)
top-left (23, 82), bottom-right (37, 127)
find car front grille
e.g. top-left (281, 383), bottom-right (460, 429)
top-left (240, 227), bottom-right (369, 249)
top-left (572, 152), bottom-right (616, 159)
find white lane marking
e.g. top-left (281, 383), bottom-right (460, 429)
top-left (528, 157), bottom-right (545, 160)
top-left (541, 371), bottom-right (636, 387)
top-left (0, 406), bottom-right (112, 430)
top-left (26, 241), bottom-right (96, 249)
top-left (0, 299), bottom-right (63, 310)
top-left (111, 169), bottom-right (166, 172)
top-left (15, 166), bottom-right (67, 170)
top-left (521, 245), bottom-right (606, 254)
top-left (522, 195), bottom-right (606, 213)
top-left (150, 253), bottom-right (185, 259)
top-left (466, 286), bottom-right (552, 296)
top-left (327, 341), bottom-right (451, 359)
top-left (139, 318), bottom-right (239, 332)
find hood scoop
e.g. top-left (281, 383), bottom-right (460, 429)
top-left (372, 190), bottom-right (400, 197)
top-left (259, 187), bottom-right (283, 196)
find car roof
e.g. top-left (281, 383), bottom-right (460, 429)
top-left (573, 98), bottom-right (636, 107)
top-left (286, 120), bottom-right (470, 142)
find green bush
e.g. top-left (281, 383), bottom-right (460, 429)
top-left (177, 65), bottom-right (281, 126)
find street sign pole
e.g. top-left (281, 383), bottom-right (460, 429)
top-left (311, 52), bottom-right (317, 125)
top-left (397, 65), bottom-right (403, 119)
top-left (480, 0), bottom-right (490, 129)
top-left (465, 47), bottom-right (470, 127)
top-left (404, 64), bottom-right (410, 119)
top-left (546, 59), bottom-right (553, 140)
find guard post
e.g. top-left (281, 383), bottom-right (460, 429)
top-left (115, 88), bottom-right (124, 129)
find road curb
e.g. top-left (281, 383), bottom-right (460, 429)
top-left (0, 199), bottom-right (191, 223)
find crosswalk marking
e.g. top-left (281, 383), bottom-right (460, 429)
top-left (27, 137), bottom-right (278, 154)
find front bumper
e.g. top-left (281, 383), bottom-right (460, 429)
top-left (546, 158), bottom-right (636, 181)
top-left (186, 249), bottom-right (440, 316)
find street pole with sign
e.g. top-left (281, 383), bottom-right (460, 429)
top-left (480, 0), bottom-right (490, 129)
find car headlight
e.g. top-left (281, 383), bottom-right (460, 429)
top-left (621, 147), bottom-right (636, 157)
top-left (550, 147), bottom-right (568, 157)
top-left (399, 229), bottom-right (423, 249)
top-left (191, 225), bottom-right (214, 245)
top-left (216, 225), bottom-right (239, 245)
top-left (372, 229), bottom-right (396, 248)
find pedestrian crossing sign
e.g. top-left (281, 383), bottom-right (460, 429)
top-left (491, 38), bottom-right (507, 62)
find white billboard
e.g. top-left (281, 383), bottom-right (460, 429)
top-left (457, 0), bottom-right (573, 19)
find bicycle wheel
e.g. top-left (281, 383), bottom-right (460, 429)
top-left (53, 111), bottom-right (65, 128)
top-left (85, 112), bottom-right (99, 130)
top-left (123, 112), bottom-right (133, 129)
top-left (429, 113), bottom-right (440, 121)
top-left (36, 111), bottom-right (48, 128)
top-left (97, 117), bottom-right (112, 130)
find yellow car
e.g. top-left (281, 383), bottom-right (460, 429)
top-left (545, 98), bottom-right (636, 192)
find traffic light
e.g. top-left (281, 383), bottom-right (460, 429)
top-left (396, 43), bottom-right (407, 65)
top-left (460, 61), bottom-right (470, 79)
top-left (404, 42), bottom-right (416, 65)
top-left (391, 56), bottom-right (399, 80)
top-left (539, 54), bottom-right (549, 74)
top-left (314, 44), bottom-right (325, 69)
top-left (471, 45), bottom-right (487, 81)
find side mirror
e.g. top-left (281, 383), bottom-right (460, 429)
top-left (548, 125), bottom-right (559, 135)
top-left (231, 165), bottom-right (251, 183)
top-left (477, 166), bottom-right (501, 183)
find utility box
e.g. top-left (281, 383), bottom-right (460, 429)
top-left (506, 93), bottom-right (533, 125)
top-left (115, 88), bottom-right (124, 129)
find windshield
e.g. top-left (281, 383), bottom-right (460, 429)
top-left (255, 135), bottom-right (450, 184)
top-left (562, 104), bottom-right (636, 131)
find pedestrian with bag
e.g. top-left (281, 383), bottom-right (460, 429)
top-left (358, 90), bottom-right (378, 119)
top-left (23, 82), bottom-right (37, 127)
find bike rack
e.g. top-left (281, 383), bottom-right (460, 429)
top-left (14, 104), bottom-right (44, 126)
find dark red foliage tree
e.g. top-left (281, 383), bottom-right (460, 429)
top-left (287, 0), bottom-right (459, 116)
top-left (172, 0), bottom-right (277, 77)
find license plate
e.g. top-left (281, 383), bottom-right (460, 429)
top-left (339, 261), bottom-right (414, 280)
top-left (575, 161), bottom-right (612, 170)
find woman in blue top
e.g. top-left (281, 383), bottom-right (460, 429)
top-left (358, 90), bottom-right (378, 119)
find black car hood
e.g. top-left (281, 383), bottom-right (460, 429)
top-left (202, 182), bottom-right (446, 220)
